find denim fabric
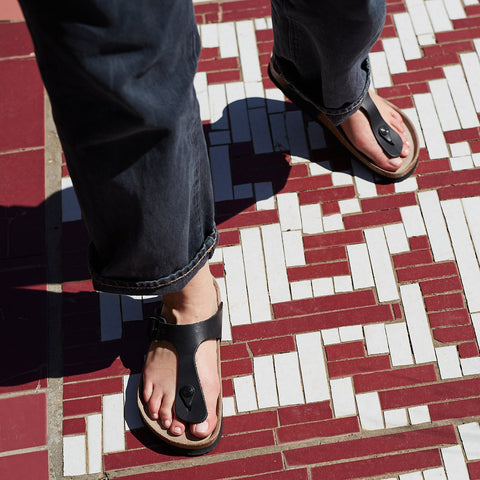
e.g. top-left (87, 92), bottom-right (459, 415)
top-left (19, 0), bottom-right (383, 295)
top-left (20, 0), bottom-right (217, 295)
top-left (271, 0), bottom-right (386, 125)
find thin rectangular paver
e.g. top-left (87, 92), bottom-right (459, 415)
top-left (386, 322), bottom-right (414, 366)
top-left (441, 445), bottom-right (470, 480)
top-left (277, 192), bottom-right (302, 231)
top-left (274, 352), bottom-right (305, 406)
top-left (425, 0), bottom-right (452, 31)
top-left (99, 292), bottom-right (122, 342)
top-left (370, 51), bottom-right (392, 89)
top-left (226, 82), bottom-right (251, 143)
top-left (356, 392), bottom-right (384, 430)
top-left (236, 20), bottom-right (262, 82)
top-left (63, 435), bottom-right (86, 476)
top-left (400, 205), bottom-right (427, 237)
top-left (300, 203), bottom-right (323, 234)
top-left (458, 422), bottom-right (480, 460)
top-left (286, 110), bottom-right (310, 159)
top-left (218, 22), bottom-right (238, 58)
top-left (400, 283), bottom-right (436, 364)
top-left (123, 374), bottom-right (143, 431)
top-left (255, 181), bottom-right (275, 211)
top-left (394, 13), bottom-right (422, 60)
top-left (331, 377), bottom-right (356, 417)
top-left (462, 196), bottom-right (480, 265)
top-left (248, 106), bottom-right (274, 154)
top-left (384, 408), bottom-right (409, 429)
top-left (436, 346), bottom-right (462, 379)
top-left (103, 393), bottom-right (125, 453)
top-left (429, 79), bottom-right (461, 131)
top-left (364, 323), bottom-right (389, 355)
top-left (347, 243), bottom-right (375, 290)
top-left (313, 277), bottom-right (335, 297)
top-left (291, 280), bottom-right (313, 300)
top-left (422, 467), bottom-right (447, 480)
top-left (253, 356), bottom-right (279, 409)
top-left (233, 375), bottom-right (258, 412)
top-left (382, 38), bottom-right (407, 74)
top-left (210, 145), bottom-right (233, 201)
top-left (282, 230), bottom-right (306, 267)
top-left (384, 224), bottom-right (410, 254)
top-left (460, 52), bottom-right (480, 112)
top-left (87, 414), bottom-right (102, 474)
top-left (443, 0), bottom-right (466, 19)
top-left (296, 332), bottom-right (330, 402)
top-left (269, 112), bottom-right (290, 152)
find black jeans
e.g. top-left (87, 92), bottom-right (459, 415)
top-left (19, 0), bottom-right (385, 295)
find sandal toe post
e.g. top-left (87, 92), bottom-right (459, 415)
top-left (267, 57), bottom-right (419, 182)
top-left (137, 303), bottom-right (223, 456)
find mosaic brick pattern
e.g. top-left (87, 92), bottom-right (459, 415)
top-left (2, 0), bottom-right (480, 479)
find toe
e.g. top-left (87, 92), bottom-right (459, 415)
top-left (145, 385), bottom-right (163, 420)
top-left (170, 418), bottom-right (186, 436)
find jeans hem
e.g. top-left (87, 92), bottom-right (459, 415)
top-left (90, 228), bottom-right (218, 296)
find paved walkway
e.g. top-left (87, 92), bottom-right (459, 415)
top-left (2, 0), bottom-right (480, 479)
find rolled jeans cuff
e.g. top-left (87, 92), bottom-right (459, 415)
top-left (90, 228), bottom-right (218, 296)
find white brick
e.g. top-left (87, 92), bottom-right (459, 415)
top-left (450, 155), bottom-right (474, 171)
top-left (462, 196), bottom-right (480, 265)
top-left (223, 397), bottom-right (236, 417)
top-left (87, 414), bottom-right (102, 474)
top-left (441, 445), bottom-right (470, 480)
top-left (394, 176), bottom-right (418, 193)
top-left (283, 230), bottom-right (306, 267)
top-left (240, 228), bottom-right (272, 323)
top-left (103, 393), bottom-right (125, 453)
top-left (400, 205), bottom-right (426, 237)
top-left (450, 141), bottom-right (471, 156)
top-left (322, 213), bottom-right (344, 232)
top-left (234, 375), bottom-right (258, 412)
top-left (236, 21), bottom-right (262, 82)
top-left (370, 51), bottom-right (392, 89)
top-left (461, 357), bottom-right (480, 376)
top-left (322, 328), bottom-right (341, 345)
top-left (291, 280), bottom-right (313, 300)
top-left (408, 405), bottom-right (431, 424)
top-left (347, 243), bottom-right (375, 290)
top-left (386, 323), bottom-right (414, 366)
top-left (384, 223), bottom-right (410, 254)
top-left (352, 162), bottom-right (377, 198)
top-left (248, 107), bottom-right (273, 154)
top-left (208, 83), bottom-right (228, 128)
top-left (339, 325), bottom-right (363, 342)
top-left (425, 0), bottom-right (452, 32)
top-left (254, 182), bottom-right (275, 211)
top-left (218, 22), bottom-right (238, 58)
top-left (383, 38), bottom-right (407, 74)
top-left (274, 352), bottom-right (304, 406)
top-left (429, 79), bottom-right (461, 132)
top-left (312, 277), bottom-right (335, 297)
top-left (436, 345), bottom-right (462, 379)
top-left (422, 468), bottom-right (447, 480)
top-left (333, 275), bottom-right (353, 293)
top-left (462, 52), bottom-right (480, 111)
top-left (443, 0), bottom-right (466, 19)
top-left (365, 228), bottom-right (399, 302)
top-left (200, 23), bottom-right (219, 48)
top-left (63, 435), bottom-right (86, 476)
top-left (253, 356), bottom-right (279, 409)
top-left (409, 4), bottom-right (434, 36)
top-left (356, 392), bottom-right (384, 430)
top-left (277, 192), bottom-right (302, 231)
top-left (223, 245), bottom-right (251, 325)
top-left (458, 422), bottom-right (480, 460)
top-left (384, 408), bottom-right (409, 428)
top-left (216, 276), bottom-right (232, 341)
top-left (296, 332), bottom-right (330, 402)
top-left (400, 283), bottom-right (436, 363)
top-left (413, 93), bottom-right (449, 159)
top-left (331, 377), bottom-right (356, 417)
top-left (300, 203), bottom-right (323, 234)
top-left (210, 145), bottom-right (233, 201)
top-left (339, 198), bottom-right (361, 214)
top-left (394, 13), bottom-right (422, 60)
top-left (261, 224), bottom-right (291, 303)
top-left (364, 323), bottom-right (389, 355)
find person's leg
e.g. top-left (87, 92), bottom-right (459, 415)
top-left (19, 0), bottom-right (220, 440)
top-left (270, 0), bottom-right (410, 172)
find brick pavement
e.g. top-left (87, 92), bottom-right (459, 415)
top-left (1, 0), bottom-right (480, 479)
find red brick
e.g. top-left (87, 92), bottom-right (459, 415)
top-left (304, 246), bottom-right (347, 264)
top-left (406, 53), bottom-right (459, 70)
top-left (222, 6), bottom-right (271, 22)
top-left (361, 192), bottom-right (417, 212)
top-left (469, 460), bottom-right (480, 480)
top-left (299, 185), bottom-right (356, 204)
top-left (328, 355), bottom-right (391, 378)
top-left (239, 470), bottom-right (309, 480)
top-left (325, 341), bottom-right (366, 361)
top-left (416, 157), bottom-right (450, 174)
top-left (354, 364), bottom-right (438, 393)
top-left (256, 29), bottom-right (273, 42)
top-left (108, 452), bottom-right (283, 478)
top-left (63, 396), bottom-right (102, 417)
top-left (278, 175), bottom-right (332, 194)
top-left (453, 17), bottom-right (480, 28)
top-left (392, 67), bottom-right (444, 85)
top-left (321, 201), bottom-right (340, 215)
top-left (221, 342), bottom-right (250, 361)
top-left (379, 377), bottom-right (480, 409)
top-left (63, 376), bottom-right (123, 400)
top-left (419, 165), bottom-right (480, 190)
top-left (344, 209), bottom-right (402, 229)
top-left (221, 358), bottom-right (252, 377)
top-left (278, 401), bottom-right (332, 426)
top-left (409, 235), bottom-right (430, 250)
top-left (386, 2), bottom-right (406, 14)
top-left (303, 229), bottom-right (364, 249)
top-left (433, 324), bottom-right (476, 343)
top-left (377, 85), bottom-right (411, 98)
top-left (194, 3), bottom-right (220, 14)
top-left (422, 45), bottom-right (443, 56)
top-left (63, 417), bottom-right (86, 435)
top-left (311, 449), bottom-right (442, 480)
top-left (438, 182), bottom-right (480, 201)
top-left (222, 0), bottom-right (270, 12)
top-left (287, 261), bottom-right (350, 281)
top-left (458, 341), bottom-right (480, 358)
top-left (465, 4), bottom-right (480, 14)
top-left (222, 378), bottom-right (234, 397)
top-left (396, 262), bottom-right (458, 282)
top-left (0, 59), bottom-right (44, 152)
top-left (233, 304), bottom-right (394, 341)
top-left (437, 27), bottom-right (480, 43)
top-left (207, 69), bottom-right (242, 84)
top-left (0, 451), bottom-right (49, 480)
top-left (424, 292), bottom-right (465, 312)
top-left (381, 25), bottom-right (398, 37)
top-left (198, 57), bottom-right (238, 72)
top-left (393, 249), bottom-right (434, 268)
top-left (217, 229), bottom-right (240, 247)
top-left (444, 127), bottom-right (480, 143)
top-left (273, 291), bottom-right (376, 318)
top-left (391, 96), bottom-right (415, 108)
top-left (205, 12), bottom-right (220, 22)
top-left (429, 309), bottom-right (471, 327)
top-left (441, 40), bottom-right (475, 53)
top-left (217, 209), bottom-right (279, 230)
top-left (0, 394), bottom-right (46, 452)
top-left (285, 425), bottom-right (455, 466)
top-left (420, 276), bottom-right (463, 295)
top-left (393, 302), bottom-right (403, 319)
top-left (429, 397), bottom-right (480, 421)
top-left (278, 416), bottom-right (359, 444)
top-left (0, 22), bottom-right (34, 58)
top-left (210, 262), bottom-right (224, 278)
top-left (215, 430), bottom-right (275, 455)
top-left (376, 183), bottom-right (396, 195)
top-left (223, 410), bottom-right (278, 435)
top-left (249, 336), bottom-right (296, 356)
top-left (199, 46), bottom-right (220, 60)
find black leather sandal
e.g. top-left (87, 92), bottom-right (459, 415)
top-left (268, 57), bottom-right (419, 181)
top-left (137, 303), bottom-right (223, 456)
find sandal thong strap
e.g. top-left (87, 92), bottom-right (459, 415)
top-left (147, 304), bottom-right (223, 424)
top-left (361, 92), bottom-right (403, 158)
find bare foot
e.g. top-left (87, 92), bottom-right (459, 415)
top-left (141, 263), bottom-right (220, 439)
top-left (341, 91), bottom-right (410, 172)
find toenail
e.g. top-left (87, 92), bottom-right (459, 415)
top-left (173, 426), bottom-right (182, 434)
top-left (390, 158), bottom-right (402, 167)
top-left (164, 419), bottom-right (171, 428)
top-left (195, 421), bottom-right (209, 434)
